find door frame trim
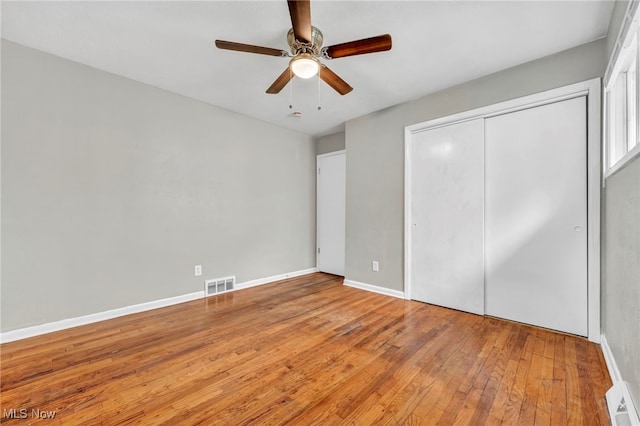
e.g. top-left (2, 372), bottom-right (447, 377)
top-left (404, 78), bottom-right (601, 342)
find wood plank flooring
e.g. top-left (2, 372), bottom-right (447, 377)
top-left (0, 273), bottom-right (612, 425)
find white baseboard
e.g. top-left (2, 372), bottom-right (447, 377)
top-left (601, 333), bottom-right (640, 425)
top-left (343, 279), bottom-right (405, 299)
top-left (601, 334), bottom-right (623, 384)
top-left (0, 290), bottom-right (204, 344)
top-left (0, 267), bottom-right (318, 344)
top-left (235, 267), bottom-right (318, 290)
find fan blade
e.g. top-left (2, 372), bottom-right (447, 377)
top-left (215, 40), bottom-right (288, 57)
top-left (319, 64), bottom-right (353, 95)
top-left (324, 34), bottom-right (392, 59)
top-left (288, 0), bottom-right (312, 43)
top-left (266, 68), bottom-right (294, 94)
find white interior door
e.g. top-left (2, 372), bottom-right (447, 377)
top-left (317, 151), bottom-right (345, 276)
top-left (410, 119), bottom-right (485, 315)
top-left (485, 97), bottom-right (588, 336)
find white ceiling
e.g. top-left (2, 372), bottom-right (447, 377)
top-left (2, 1), bottom-right (614, 137)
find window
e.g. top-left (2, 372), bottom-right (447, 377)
top-left (604, 1), bottom-right (640, 176)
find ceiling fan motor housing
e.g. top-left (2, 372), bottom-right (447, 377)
top-left (287, 26), bottom-right (323, 56)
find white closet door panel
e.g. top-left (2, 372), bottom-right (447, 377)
top-left (317, 152), bottom-right (346, 276)
top-left (485, 97), bottom-right (588, 336)
top-left (410, 119), bottom-right (484, 315)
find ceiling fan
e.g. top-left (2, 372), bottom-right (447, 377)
top-left (215, 0), bottom-right (392, 96)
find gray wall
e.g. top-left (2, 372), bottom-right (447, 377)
top-left (602, 0), bottom-right (640, 408)
top-left (1, 40), bottom-right (316, 332)
top-left (602, 156), bottom-right (640, 406)
top-left (344, 39), bottom-right (606, 291)
top-left (316, 132), bottom-right (345, 155)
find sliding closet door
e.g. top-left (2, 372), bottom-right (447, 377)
top-left (410, 119), bottom-right (484, 315)
top-left (485, 97), bottom-right (588, 336)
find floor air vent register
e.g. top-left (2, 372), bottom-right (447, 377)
top-left (607, 381), bottom-right (640, 426)
top-left (205, 276), bottom-right (235, 297)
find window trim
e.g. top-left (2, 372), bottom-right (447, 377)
top-left (604, 0), bottom-right (640, 179)
top-left (606, 143), bottom-right (640, 178)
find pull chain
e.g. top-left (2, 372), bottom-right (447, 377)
top-left (289, 68), bottom-right (294, 110)
top-left (317, 66), bottom-right (322, 111)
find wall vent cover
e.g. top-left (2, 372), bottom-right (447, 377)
top-left (204, 276), bottom-right (235, 297)
top-left (606, 381), bottom-right (640, 426)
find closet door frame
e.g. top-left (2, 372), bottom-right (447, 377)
top-left (404, 78), bottom-right (602, 343)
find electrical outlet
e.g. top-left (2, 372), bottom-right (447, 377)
top-left (372, 261), bottom-right (379, 272)
top-left (194, 265), bottom-right (202, 276)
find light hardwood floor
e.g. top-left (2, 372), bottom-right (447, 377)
top-left (0, 273), bottom-right (611, 425)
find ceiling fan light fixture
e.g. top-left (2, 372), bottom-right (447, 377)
top-left (216, 0), bottom-right (391, 95)
top-left (290, 54), bottom-right (319, 79)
